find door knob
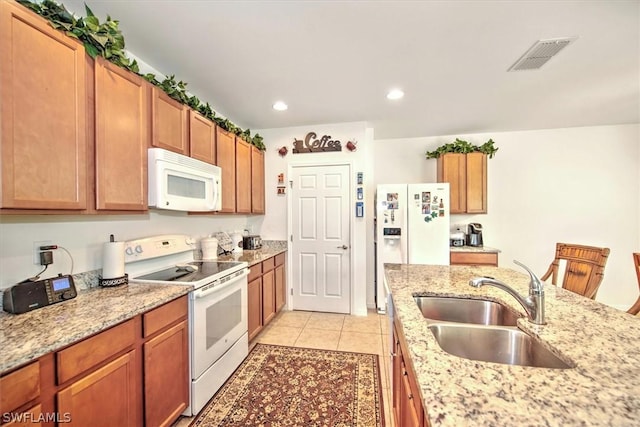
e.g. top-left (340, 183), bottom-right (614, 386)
top-left (337, 245), bottom-right (348, 249)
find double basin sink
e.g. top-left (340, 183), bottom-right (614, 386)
top-left (415, 296), bottom-right (572, 369)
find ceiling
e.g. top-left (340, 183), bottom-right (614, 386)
top-left (60, 0), bottom-right (640, 140)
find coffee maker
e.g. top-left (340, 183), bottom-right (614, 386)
top-left (466, 223), bottom-right (483, 247)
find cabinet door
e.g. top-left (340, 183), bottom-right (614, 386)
top-left (275, 263), bottom-right (286, 312)
top-left (248, 277), bottom-right (263, 341)
top-left (94, 57), bottom-right (148, 211)
top-left (392, 324), bottom-right (402, 427)
top-left (189, 111), bottom-right (215, 165)
top-left (0, 1), bottom-right (86, 209)
top-left (216, 128), bottom-right (236, 213)
top-left (144, 320), bottom-right (189, 427)
top-left (436, 153), bottom-right (466, 214)
top-left (400, 362), bottom-right (422, 427)
top-left (262, 269), bottom-right (276, 325)
top-left (251, 146), bottom-right (265, 214)
top-left (151, 87), bottom-right (188, 154)
top-left (235, 138), bottom-right (252, 213)
top-left (57, 350), bottom-right (139, 427)
top-left (465, 152), bottom-right (487, 213)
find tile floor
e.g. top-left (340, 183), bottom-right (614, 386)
top-left (173, 308), bottom-right (393, 427)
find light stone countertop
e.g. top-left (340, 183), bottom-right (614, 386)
top-left (213, 242), bottom-right (287, 266)
top-left (385, 263), bottom-right (640, 426)
top-left (0, 282), bottom-right (191, 373)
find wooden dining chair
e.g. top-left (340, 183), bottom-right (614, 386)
top-left (627, 253), bottom-right (640, 315)
top-left (541, 243), bottom-right (610, 299)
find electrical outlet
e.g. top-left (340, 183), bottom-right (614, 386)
top-left (33, 240), bottom-right (52, 265)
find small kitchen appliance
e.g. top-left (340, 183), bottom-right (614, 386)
top-left (242, 235), bottom-right (262, 250)
top-left (467, 223), bottom-right (484, 247)
top-left (125, 234), bottom-right (248, 416)
top-left (3, 274), bottom-right (77, 314)
top-left (450, 231), bottom-right (465, 247)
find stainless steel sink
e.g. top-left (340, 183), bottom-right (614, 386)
top-left (428, 323), bottom-right (573, 369)
top-left (414, 296), bottom-right (520, 326)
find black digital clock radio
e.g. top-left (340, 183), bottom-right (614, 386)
top-left (3, 274), bottom-right (77, 314)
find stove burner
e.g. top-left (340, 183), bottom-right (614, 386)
top-left (133, 261), bottom-right (244, 284)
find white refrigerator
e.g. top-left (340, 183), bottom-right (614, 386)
top-left (375, 183), bottom-right (450, 312)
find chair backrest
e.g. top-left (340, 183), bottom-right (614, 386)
top-left (627, 253), bottom-right (640, 315)
top-left (541, 243), bottom-right (610, 299)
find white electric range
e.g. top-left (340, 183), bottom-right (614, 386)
top-left (125, 234), bottom-right (249, 416)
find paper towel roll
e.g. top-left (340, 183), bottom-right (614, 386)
top-left (102, 241), bottom-right (125, 279)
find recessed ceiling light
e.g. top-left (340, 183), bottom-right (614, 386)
top-left (386, 89), bottom-right (404, 100)
top-left (273, 101), bottom-right (288, 111)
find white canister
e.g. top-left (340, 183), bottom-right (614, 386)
top-left (230, 232), bottom-right (243, 253)
top-left (201, 237), bottom-right (219, 259)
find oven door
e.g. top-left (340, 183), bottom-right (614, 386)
top-left (190, 269), bottom-right (248, 379)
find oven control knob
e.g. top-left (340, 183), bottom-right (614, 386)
top-left (135, 245), bottom-right (143, 254)
top-left (185, 237), bottom-right (195, 246)
top-left (125, 247), bottom-right (134, 256)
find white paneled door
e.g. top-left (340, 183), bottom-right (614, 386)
top-left (291, 164), bottom-right (351, 314)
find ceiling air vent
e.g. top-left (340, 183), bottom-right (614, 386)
top-left (508, 37), bottom-right (577, 71)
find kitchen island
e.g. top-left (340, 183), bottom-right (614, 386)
top-left (386, 263), bottom-right (640, 426)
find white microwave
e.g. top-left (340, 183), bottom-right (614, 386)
top-left (148, 148), bottom-right (222, 212)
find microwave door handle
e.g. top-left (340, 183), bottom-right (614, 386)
top-left (193, 269), bottom-right (249, 299)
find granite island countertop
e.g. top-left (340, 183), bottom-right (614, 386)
top-left (385, 263), bottom-right (640, 426)
top-left (0, 282), bottom-right (192, 373)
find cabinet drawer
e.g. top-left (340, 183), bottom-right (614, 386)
top-left (262, 256), bottom-right (276, 272)
top-left (143, 295), bottom-right (188, 338)
top-left (275, 253), bottom-right (285, 267)
top-left (248, 264), bottom-right (262, 282)
top-left (57, 319), bottom-right (136, 384)
top-left (0, 362), bottom-right (40, 413)
top-left (3, 404), bottom-right (42, 427)
top-left (450, 252), bottom-right (498, 266)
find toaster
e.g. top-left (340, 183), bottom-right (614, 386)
top-left (242, 235), bottom-right (262, 250)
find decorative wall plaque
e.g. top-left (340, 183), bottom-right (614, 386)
top-left (293, 132), bottom-right (342, 153)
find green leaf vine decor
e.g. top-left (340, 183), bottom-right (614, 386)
top-left (425, 138), bottom-right (498, 159)
top-left (17, 0), bottom-right (266, 150)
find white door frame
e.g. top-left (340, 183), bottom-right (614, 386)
top-left (286, 160), bottom-right (354, 314)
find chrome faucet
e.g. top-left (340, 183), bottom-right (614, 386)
top-left (469, 260), bottom-right (545, 325)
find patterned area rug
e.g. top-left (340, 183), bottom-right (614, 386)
top-left (190, 343), bottom-right (384, 427)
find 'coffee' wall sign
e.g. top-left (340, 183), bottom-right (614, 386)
top-left (293, 132), bottom-right (342, 153)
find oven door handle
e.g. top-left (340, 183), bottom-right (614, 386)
top-left (193, 268), bottom-right (249, 299)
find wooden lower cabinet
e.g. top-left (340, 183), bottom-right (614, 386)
top-left (57, 350), bottom-right (139, 427)
top-left (393, 319), bottom-right (429, 427)
top-left (248, 275), bottom-right (263, 341)
top-left (450, 251), bottom-right (498, 266)
top-left (275, 256), bottom-right (286, 311)
top-left (144, 321), bottom-right (189, 427)
top-left (248, 252), bottom-right (287, 341)
top-left (0, 295), bottom-right (189, 427)
top-left (262, 269), bottom-right (276, 324)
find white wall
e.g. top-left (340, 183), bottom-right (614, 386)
top-left (0, 212), bottom-right (261, 289)
top-left (256, 122), bottom-right (374, 314)
top-left (374, 124), bottom-right (640, 309)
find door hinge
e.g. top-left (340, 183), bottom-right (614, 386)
top-left (290, 235), bottom-right (293, 242)
top-left (289, 180), bottom-right (293, 188)
top-left (290, 288), bottom-right (293, 295)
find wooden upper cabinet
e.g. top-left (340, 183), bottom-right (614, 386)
top-left (465, 152), bottom-right (487, 213)
top-left (216, 127), bottom-right (236, 213)
top-left (151, 87), bottom-right (188, 154)
top-left (94, 57), bottom-right (149, 211)
top-left (235, 137), bottom-right (252, 214)
top-left (251, 146), bottom-right (265, 214)
top-left (189, 110), bottom-right (216, 165)
top-left (0, 0), bottom-right (87, 209)
top-left (437, 153), bottom-right (487, 214)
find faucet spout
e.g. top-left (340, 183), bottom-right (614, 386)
top-left (469, 260), bottom-right (545, 325)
